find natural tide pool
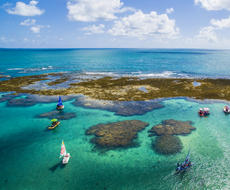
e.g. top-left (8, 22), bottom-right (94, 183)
top-left (0, 95), bottom-right (229, 190)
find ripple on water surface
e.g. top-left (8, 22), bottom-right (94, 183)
top-left (0, 96), bottom-right (229, 189)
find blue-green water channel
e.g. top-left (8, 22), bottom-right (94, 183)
top-left (0, 96), bottom-right (229, 189)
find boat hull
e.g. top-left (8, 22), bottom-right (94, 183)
top-left (223, 108), bottom-right (230, 114)
top-left (176, 163), bottom-right (194, 172)
top-left (62, 153), bottom-right (70, 164)
top-left (57, 105), bottom-right (64, 110)
top-left (47, 121), bottom-right (60, 129)
top-left (198, 111), bottom-right (209, 117)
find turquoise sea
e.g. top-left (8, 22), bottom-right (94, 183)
top-left (0, 49), bottom-right (230, 189)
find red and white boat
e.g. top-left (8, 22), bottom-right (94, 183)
top-left (223, 106), bottom-right (230, 114)
top-left (60, 140), bottom-right (70, 164)
top-left (198, 108), bottom-right (210, 117)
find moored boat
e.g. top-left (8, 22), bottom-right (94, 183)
top-left (176, 149), bottom-right (193, 172)
top-left (60, 140), bottom-right (70, 164)
top-left (198, 108), bottom-right (210, 117)
top-left (57, 96), bottom-right (64, 110)
top-left (47, 120), bottom-right (60, 129)
top-left (223, 106), bottom-right (230, 114)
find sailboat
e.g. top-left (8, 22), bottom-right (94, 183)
top-left (56, 96), bottom-right (64, 110)
top-left (60, 140), bottom-right (70, 164)
top-left (176, 149), bottom-right (194, 172)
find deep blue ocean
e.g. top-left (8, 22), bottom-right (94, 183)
top-left (1, 48), bottom-right (230, 79)
top-left (0, 49), bottom-right (230, 190)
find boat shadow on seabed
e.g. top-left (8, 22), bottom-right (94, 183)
top-left (49, 162), bottom-right (67, 172)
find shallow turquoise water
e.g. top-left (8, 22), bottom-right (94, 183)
top-left (0, 96), bottom-right (230, 189)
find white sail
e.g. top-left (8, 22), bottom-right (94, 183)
top-left (60, 140), bottom-right (67, 158)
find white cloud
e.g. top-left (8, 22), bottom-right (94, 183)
top-left (81, 24), bottom-right (105, 35)
top-left (110, 38), bottom-right (116, 42)
top-left (210, 16), bottom-right (230, 28)
top-left (166, 8), bottom-right (174, 14)
top-left (67, 0), bottom-right (134, 22)
top-left (195, 0), bottom-right (230, 11)
top-left (107, 10), bottom-right (179, 40)
top-left (30, 24), bottom-right (50, 33)
top-left (23, 38), bottom-right (29, 42)
top-left (30, 25), bottom-right (47, 33)
top-left (195, 26), bottom-right (218, 43)
top-left (20, 19), bottom-right (36, 26)
top-left (5, 0), bottom-right (44, 16)
top-left (0, 37), bottom-right (15, 42)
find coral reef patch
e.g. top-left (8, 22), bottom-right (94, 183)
top-left (152, 135), bottom-right (183, 155)
top-left (1, 73), bottom-right (230, 102)
top-left (86, 120), bottom-right (149, 148)
top-left (38, 110), bottom-right (77, 120)
top-left (148, 119), bottom-right (196, 136)
top-left (148, 119), bottom-right (196, 155)
top-left (72, 96), bottom-right (164, 116)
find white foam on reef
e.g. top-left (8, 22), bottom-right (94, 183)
top-left (85, 72), bottom-right (118, 76)
top-left (7, 68), bottom-right (23, 70)
top-left (125, 71), bottom-right (178, 78)
top-left (84, 71), bottom-right (189, 79)
top-left (19, 66), bottom-right (53, 73)
top-left (0, 74), bottom-right (11, 78)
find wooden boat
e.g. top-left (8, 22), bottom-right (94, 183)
top-left (176, 149), bottom-right (194, 172)
top-left (198, 108), bottom-right (210, 117)
top-left (56, 96), bottom-right (64, 110)
top-left (60, 140), bottom-right (70, 164)
top-left (47, 121), bottom-right (60, 129)
top-left (223, 106), bottom-right (230, 114)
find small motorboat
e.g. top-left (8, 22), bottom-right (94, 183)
top-left (176, 149), bottom-right (194, 172)
top-left (223, 106), bottom-right (230, 114)
top-left (60, 140), bottom-right (70, 164)
top-left (47, 121), bottom-right (60, 129)
top-left (57, 96), bottom-right (64, 110)
top-left (198, 108), bottom-right (210, 117)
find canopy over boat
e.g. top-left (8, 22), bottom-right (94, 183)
top-left (203, 108), bottom-right (209, 111)
top-left (57, 96), bottom-right (63, 106)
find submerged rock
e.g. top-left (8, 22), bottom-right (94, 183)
top-left (152, 135), bottom-right (183, 155)
top-left (38, 110), bottom-right (77, 120)
top-left (7, 94), bottom-right (76, 106)
top-left (148, 119), bottom-right (196, 136)
top-left (0, 94), bottom-right (21, 103)
top-left (72, 96), bottom-right (164, 116)
top-left (86, 120), bottom-right (149, 148)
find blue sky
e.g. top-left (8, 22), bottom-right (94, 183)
top-left (1, 0), bottom-right (230, 48)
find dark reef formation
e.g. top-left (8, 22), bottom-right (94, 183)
top-left (72, 96), bottom-right (164, 116)
top-left (149, 119), bottom-right (196, 155)
top-left (38, 110), bottom-right (77, 120)
top-left (148, 119), bottom-right (196, 136)
top-left (4, 94), bottom-right (76, 106)
top-left (152, 135), bottom-right (183, 155)
top-left (86, 120), bottom-right (149, 148)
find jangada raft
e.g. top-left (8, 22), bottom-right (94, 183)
top-left (56, 96), bottom-right (64, 110)
top-left (223, 106), bottom-right (230, 114)
top-left (47, 121), bottom-right (60, 129)
top-left (176, 149), bottom-right (194, 172)
top-left (198, 108), bottom-right (210, 117)
top-left (60, 140), bottom-right (70, 164)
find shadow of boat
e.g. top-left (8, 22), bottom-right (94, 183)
top-left (49, 162), bottom-right (61, 172)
